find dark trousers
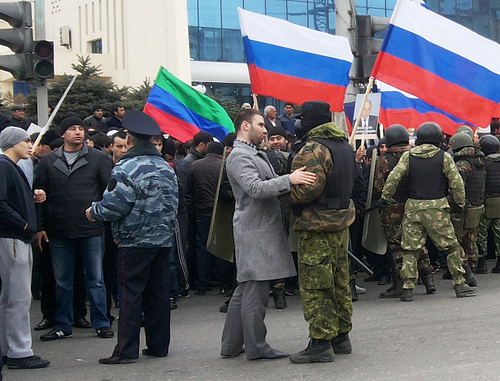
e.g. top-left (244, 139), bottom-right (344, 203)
top-left (103, 226), bottom-right (118, 323)
top-left (38, 240), bottom-right (87, 321)
top-left (113, 246), bottom-right (171, 359)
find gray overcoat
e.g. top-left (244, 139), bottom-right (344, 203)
top-left (226, 140), bottom-right (297, 282)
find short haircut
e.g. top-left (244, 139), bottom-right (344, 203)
top-left (207, 142), bottom-right (224, 155)
top-left (234, 109), bottom-right (263, 132)
top-left (164, 138), bottom-right (176, 157)
top-left (264, 105), bottom-right (275, 116)
top-left (192, 131), bottom-right (213, 147)
top-left (111, 104), bottom-right (124, 114)
top-left (491, 120), bottom-right (500, 133)
top-left (91, 132), bottom-right (111, 148)
top-left (222, 132), bottom-right (236, 147)
top-left (111, 131), bottom-right (127, 144)
top-left (284, 103), bottom-right (294, 108)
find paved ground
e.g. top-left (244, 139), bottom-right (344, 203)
top-left (4, 261), bottom-right (500, 381)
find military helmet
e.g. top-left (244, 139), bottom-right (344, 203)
top-left (479, 135), bottom-right (500, 156)
top-left (416, 122), bottom-right (443, 146)
top-left (450, 132), bottom-right (473, 152)
top-left (385, 124), bottom-right (409, 148)
top-left (456, 125), bottom-right (474, 139)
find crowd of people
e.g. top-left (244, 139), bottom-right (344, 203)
top-left (0, 99), bottom-right (499, 378)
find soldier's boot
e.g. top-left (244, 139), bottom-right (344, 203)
top-left (491, 257), bottom-right (500, 273)
top-left (420, 268), bottom-right (437, 294)
top-left (289, 339), bottom-right (334, 364)
top-left (462, 263), bottom-right (478, 287)
top-left (331, 333), bottom-right (352, 354)
top-left (272, 284), bottom-right (287, 309)
top-left (349, 278), bottom-right (358, 302)
top-left (477, 257), bottom-right (488, 274)
top-left (400, 288), bottom-right (413, 302)
top-left (380, 275), bottom-right (403, 298)
top-left (454, 282), bottom-right (478, 298)
top-left (442, 270), bottom-right (452, 279)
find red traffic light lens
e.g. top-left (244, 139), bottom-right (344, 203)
top-left (34, 40), bottom-right (53, 58)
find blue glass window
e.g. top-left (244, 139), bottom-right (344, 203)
top-left (243, 0), bottom-right (265, 13)
top-left (199, 0), bottom-right (221, 28)
top-left (267, 0), bottom-right (286, 19)
top-left (222, 0), bottom-right (242, 28)
top-left (187, 0), bottom-right (198, 26)
top-left (288, 0), bottom-right (307, 26)
top-left (189, 26), bottom-right (199, 60)
top-left (222, 29), bottom-right (245, 62)
top-left (308, 1), bottom-right (334, 32)
top-left (199, 28), bottom-right (222, 61)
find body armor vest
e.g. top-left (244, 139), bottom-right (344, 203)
top-left (386, 153), bottom-right (409, 204)
top-left (485, 160), bottom-right (500, 199)
top-left (408, 150), bottom-right (447, 199)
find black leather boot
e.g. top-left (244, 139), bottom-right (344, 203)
top-left (463, 263), bottom-right (478, 287)
top-left (420, 268), bottom-right (436, 294)
top-left (477, 257), bottom-right (487, 274)
top-left (273, 283), bottom-right (287, 309)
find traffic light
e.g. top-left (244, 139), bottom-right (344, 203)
top-left (0, 1), bottom-right (33, 80)
top-left (33, 40), bottom-right (54, 79)
top-left (356, 15), bottom-right (390, 79)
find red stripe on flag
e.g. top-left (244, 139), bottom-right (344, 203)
top-left (248, 64), bottom-right (347, 112)
top-left (144, 103), bottom-right (201, 143)
top-left (379, 108), bottom-right (467, 136)
top-left (373, 52), bottom-right (497, 128)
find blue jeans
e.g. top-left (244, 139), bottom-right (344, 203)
top-left (50, 236), bottom-right (110, 333)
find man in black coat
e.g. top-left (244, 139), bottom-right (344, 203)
top-left (35, 117), bottom-right (114, 341)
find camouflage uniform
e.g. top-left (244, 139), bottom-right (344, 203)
top-left (449, 146), bottom-right (485, 268)
top-left (281, 122), bottom-right (355, 340)
top-left (382, 144), bottom-right (467, 288)
top-left (477, 152), bottom-right (500, 261)
top-left (373, 145), bottom-right (431, 277)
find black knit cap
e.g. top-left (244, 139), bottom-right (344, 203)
top-left (299, 101), bottom-right (331, 135)
top-left (59, 117), bottom-right (84, 135)
top-left (268, 126), bottom-right (287, 139)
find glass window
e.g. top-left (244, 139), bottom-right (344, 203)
top-left (440, 0), bottom-right (456, 15)
top-left (309, 1), bottom-right (334, 32)
top-left (243, 0), bottom-right (265, 13)
top-left (187, 0), bottom-right (198, 26)
top-left (356, 6), bottom-right (368, 15)
top-left (91, 39), bottom-right (102, 54)
top-left (189, 26), bottom-right (199, 60)
top-left (288, 0), bottom-right (308, 26)
top-left (426, 0), bottom-right (440, 12)
top-left (222, 0), bottom-right (242, 28)
top-left (222, 29), bottom-right (245, 62)
top-left (473, 15), bottom-right (489, 37)
top-left (369, 0), bottom-right (386, 9)
top-left (329, 8), bottom-right (336, 33)
top-left (386, 0), bottom-right (397, 10)
top-left (266, 0), bottom-right (286, 19)
top-left (199, 28), bottom-right (222, 61)
top-left (199, 0), bottom-right (221, 28)
top-left (367, 8), bottom-right (387, 16)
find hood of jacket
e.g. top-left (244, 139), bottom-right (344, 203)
top-left (486, 153), bottom-right (500, 162)
top-left (304, 122), bottom-right (347, 141)
top-left (410, 143), bottom-right (442, 158)
top-left (454, 146), bottom-right (485, 160)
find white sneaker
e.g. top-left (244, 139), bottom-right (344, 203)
top-left (355, 284), bottom-right (366, 294)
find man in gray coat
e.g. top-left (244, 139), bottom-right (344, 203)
top-left (220, 108), bottom-right (316, 360)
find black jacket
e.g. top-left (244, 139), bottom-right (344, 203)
top-left (0, 155), bottom-right (37, 242)
top-left (34, 144), bottom-right (112, 238)
top-left (189, 153), bottom-right (222, 212)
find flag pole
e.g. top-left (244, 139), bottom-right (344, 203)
top-left (349, 76), bottom-right (375, 148)
top-left (252, 93), bottom-right (259, 110)
top-left (32, 75), bottom-right (79, 152)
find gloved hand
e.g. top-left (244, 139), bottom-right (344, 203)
top-left (377, 198), bottom-right (392, 208)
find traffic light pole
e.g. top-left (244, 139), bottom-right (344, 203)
top-left (34, 0), bottom-right (48, 126)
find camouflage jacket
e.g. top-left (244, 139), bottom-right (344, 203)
top-left (449, 146), bottom-right (485, 210)
top-left (373, 144), bottom-right (409, 200)
top-left (91, 141), bottom-right (179, 248)
top-left (280, 122), bottom-right (355, 232)
top-left (382, 144), bottom-right (465, 212)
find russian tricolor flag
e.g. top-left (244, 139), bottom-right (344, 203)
top-left (377, 82), bottom-right (474, 136)
top-left (238, 8), bottom-right (353, 112)
top-left (372, 0), bottom-right (500, 128)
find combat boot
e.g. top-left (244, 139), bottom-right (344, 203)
top-left (476, 257), bottom-right (487, 274)
top-left (400, 288), bottom-right (413, 302)
top-left (491, 257), bottom-right (500, 273)
top-left (272, 284), bottom-right (287, 309)
top-left (289, 339), bottom-right (334, 364)
top-left (420, 268), bottom-right (437, 294)
top-left (454, 282), bottom-right (478, 298)
top-left (331, 333), bottom-right (352, 354)
top-left (380, 275), bottom-right (403, 298)
top-left (462, 263), bottom-right (478, 287)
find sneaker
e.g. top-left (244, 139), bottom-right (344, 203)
top-left (96, 327), bottom-right (114, 339)
top-left (7, 355), bottom-right (50, 369)
top-left (40, 329), bottom-right (72, 341)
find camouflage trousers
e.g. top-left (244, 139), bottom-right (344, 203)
top-left (451, 213), bottom-right (479, 266)
top-left (477, 215), bottom-right (500, 258)
top-left (381, 207), bottom-right (431, 273)
top-left (298, 229), bottom-right (352, 341)
top-left (401, 208), bottom-right (466, 287)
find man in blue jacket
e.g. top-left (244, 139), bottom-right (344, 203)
top-left (86, 111), bottom-right (179, 364)
top-left (0, 127), bottom-right (50, 370)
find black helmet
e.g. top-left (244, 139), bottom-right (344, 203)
top-left (479, 135), bottom-right (500, 156)
top-left (450, 132), bottom-right (473, 152)
top-left (416, 122), bottom-right (443, 146)
top-left (385, 124), bottom-right (409, 148)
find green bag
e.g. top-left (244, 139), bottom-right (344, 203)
top-left (464, 205), bottom-right (484, 229)
top-left (484, 197), bottom-right (500, 219)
